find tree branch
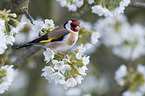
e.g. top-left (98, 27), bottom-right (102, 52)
top-left (10, 0), bottom-right (29, 15)
top-left (12, 47), bottom-right (41, 68)
top-left (24, 10), bottom-right (34, 24)
top-left (129, 2), bottom-right (145, 8)
top-left (71, 2), bottom-right (90, 19)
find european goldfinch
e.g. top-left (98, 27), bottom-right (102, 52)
top-left (16, 20), bottom-right (80, 52)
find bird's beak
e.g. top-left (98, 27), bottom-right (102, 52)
top-left (75, 26), bottom-right (80, 31)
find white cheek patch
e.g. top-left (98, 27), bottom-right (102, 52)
top-left (65, 20), bottom-right (79, 33)
top-left (65, 20), bottom-right (72, 31)
top-left (65, 23), bottom-right (71, 29)
top-left (68, 20), bottom-right (72, 24)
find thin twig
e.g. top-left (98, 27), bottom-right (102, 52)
top-left (129, 2), bottom-right (145, 8)
top-left (24, 10), bottom-right (34, 24)
top-left (10, 0), bottom-right (29, 14)
top-left (71, 1), bottom-right (91, 19)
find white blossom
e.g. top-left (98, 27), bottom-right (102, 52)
top-left (59, 79), bottom-right (66, 85)
top-left (115, 65), bottom-right (127, 86)
top-left (42, 47), bottom-right (89, 89)
top-left (10, 22), bottom-right (26, 35)
top-left (91, 31), bottom-right (100, 45)
top-left (84, 43), bottom-right (93, 50)
top-left (52, 60), bottom-right (64, 71)
top-left (66, 78), bottom-right (77, 88)
top-left (137, 64), bottom-right (145, 78)
top-left (88, 0), bottom-right (94, 4)
top-left (139, 83), bottom-right (145, 94)
top-left (0, 32), bottom-right (7, 54)
top-left (0, 18), bottom-right (16, 54)
top-left (78, 20), bottom-right (93, 31)
top-left (91, 0), bottom-right (130, 17)
top-left (42, 19), bottom-right (55, 31)
top-left (122, 91), bottom-right (143, 96)
top-left (41, 66), bottom-right (54, 77)
top-left (91, 5), bottom-right (112, 17)
top-left (0, 19), bottom-right (26, 54)
top-left (0, 65), bottom-right (15, 94)
top-left (61, 64), bottom-right (71, 74)
top-left (0, 33), bottom-right (15, 54)
top-left (112, 0), bottom-right (130, 16)
top-left (43, 48), bottom-right (55, 63)
top-left (82, 56), bottom-right (90, 65)
top-left (0, 44), bottom-right (7, 54)
top-left (94, 14), bottom-right (145, 60)
top-left (112, 24), bottom-right (145, 60)
top-left (5, 35), bottom-right (15, 45)
top-left (76, 44), bottom-right (86, 59)
top-left (78, 20), bottom-right (100, 54)
top-left (52, 72), bottom-right (64, 84)
top-left (14, 33), bottom-right (27, 45)
top-left (45, 76), bottom-right (54, 83)
top-left (56, 0), bottom-right (84, 12)
top-left (75, 0), bottom-right (84, 8)
top-left (94, 14), bottom-right (129, 44)
top-left (56, 0), bottom-right (67, 7)
top-left (63, 58), bottom-right (71, 63)
top-left (115, 64), bottom-right (145, 95)
top-left (32, 19), bottom-right (44, 33)
top-left (15, 15), bottom-right (38, 45)
top-left (75, 75), bottom-right (84, 84)
top-left (78, 66), bottom-right (88, 76)
top-left (31, 18), bottom-right (55, 37)
top-left (0, 18), bottom-right (5, 30)
top-left (67, 4), bottom-right (77, 12)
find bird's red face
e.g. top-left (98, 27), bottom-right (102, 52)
top-left (70, 20), bottom-right (80, 32)
top-left (64, 20), bottom-right (80, 33)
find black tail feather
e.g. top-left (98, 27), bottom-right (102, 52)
top-left (16, 43), bottom-right (33, 50)
top-left (16, 33), bottom-right (48, 50)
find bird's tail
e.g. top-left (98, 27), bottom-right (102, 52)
top-left (16, 43), bottom-right (33, 49)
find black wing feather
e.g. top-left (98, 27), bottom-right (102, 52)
top-left (16, 32), bottom-right (70, 49)
top-left (51, 32), bottom-right (69, 42)
top-left (16, 34), bottom-right (48, 49)
top-left (29, 33), bottom-right (48, 43)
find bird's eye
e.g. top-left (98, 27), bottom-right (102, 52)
top-left (71, 23), bottom-right (77, 27)
top-left (70, 22), bottom-right (80, 32)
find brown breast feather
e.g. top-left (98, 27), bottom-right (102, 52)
top-left (67, 32), bottom-right (77, 45)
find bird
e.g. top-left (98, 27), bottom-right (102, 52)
top-left (16, 20), bottom-right (80, 52)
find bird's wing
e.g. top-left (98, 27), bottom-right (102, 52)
top-left (16, 34), bottom-right (49, 49)
top-left (16, 25), bottom-right (70, 49)
top-left (29, 25), bottom-right (70, 44)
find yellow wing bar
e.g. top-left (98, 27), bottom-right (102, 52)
top-left (39, 37), bottom-right (56, 43)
